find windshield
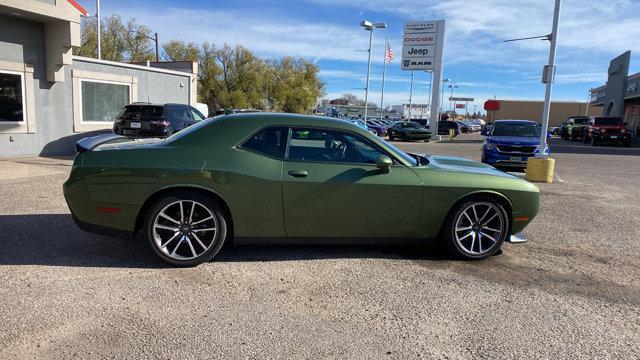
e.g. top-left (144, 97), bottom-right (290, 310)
top-left (491, 122), bottom-right (541, 137)
top-left (379, 139), bottom-right (418, 166)
top-left (120, 105), bottom-right (164, 118)
top-left (574, 118), bottom-right (589, 125)
top-left (399, 122), bottom-right (421, 129)
top-left (594, 117), bottom-right (623, 126)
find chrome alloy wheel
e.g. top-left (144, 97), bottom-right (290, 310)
top-left (454, 202), bottom-right (506, 256)
top-left (152, 200), bottom-right (218, 261)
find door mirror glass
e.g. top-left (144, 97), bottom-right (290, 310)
top-left (376, 155), bottom-right (392, 172)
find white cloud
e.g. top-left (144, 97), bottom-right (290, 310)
top-left (104, 5), bottom-right (395, 64)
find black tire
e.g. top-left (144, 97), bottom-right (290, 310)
top-left (591, 136), bottom-right (599, 146)
top-left (144, 191), bottom-right (228, 267)
top-left (388, 132), bottom-right (395, 141)
top-left (571, 132), bottom-right (577, 141)
top-left (583, 135), bottom-right (589, 144)
top-left (443, 197), bottom-right (509, 260)
top-left (624, 140), bottom-right (632, 147)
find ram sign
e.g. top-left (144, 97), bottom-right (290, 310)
top-left (401, 20), bottom-right (444, 71)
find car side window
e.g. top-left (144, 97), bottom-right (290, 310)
top-left (190, 108), bottom-right (205, 121)
top-left (241, 127), bottom-right (288, 159)
top-left (288, 128), bottom-right (384, 164)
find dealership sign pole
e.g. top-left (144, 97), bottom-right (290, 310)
top-left (401, 20), bottom-right (445, 137)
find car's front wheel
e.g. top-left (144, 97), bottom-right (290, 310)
top-left (444, 198), bottom-right (509, 260)
top-left (144, 192), bottom-right (228, 266)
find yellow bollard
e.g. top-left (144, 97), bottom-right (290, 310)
top-left (448, 129), bottom-right (454, 141)
top-left (525, 157), bottom-right (555, 183)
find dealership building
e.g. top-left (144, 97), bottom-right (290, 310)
top-left (0, 0), bottom-right (198, 156)
top-left (588, 51), bottom-right (640, 142)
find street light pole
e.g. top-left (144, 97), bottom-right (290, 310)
top-left (537, 0), bottom-right (562, 158)
top-left (360, 21), bottom-right (386, 126)
top-left (440, 79), bottom-right (450, 115)
top-left (153, 32), bottom-right (159, 62)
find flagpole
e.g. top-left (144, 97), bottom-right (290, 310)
top-left (380, 37), bottom-right (388, 121)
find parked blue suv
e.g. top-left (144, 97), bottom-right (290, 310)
top-left (481, 120), bottom-right (550, 170)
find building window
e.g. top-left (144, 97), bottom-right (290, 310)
top-left (0, 71), bottom-right (25, 122)
top-left (80, 80), bottom-right (131, 122)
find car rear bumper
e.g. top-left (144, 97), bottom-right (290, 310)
top-left (592, 132), bottom-right (631, 142)
top-left (114, 127), bottom-right (170, 138)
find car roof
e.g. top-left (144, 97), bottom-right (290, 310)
top-left (128, 102), bottom-right (191, 107)
top-left (493, 119), bottom-right (537, 124)
top-left (215, 112), bottom-right (372, 131)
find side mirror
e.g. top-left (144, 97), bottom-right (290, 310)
top-left (376, 155), bottom-right (392, 173)
top-left (481, 129), bottom-right (488, 136)
top-left (547, 132), bottom-right (552, 138)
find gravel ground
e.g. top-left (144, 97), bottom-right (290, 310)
top-left (0, 134), bottom-right (639, 359)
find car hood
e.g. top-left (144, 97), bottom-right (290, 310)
top-left (424, 155), bottom-right (518, 178)
top-left (486, 136), bottom-right (540, 145)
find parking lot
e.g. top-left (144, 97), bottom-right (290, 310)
top-left (1, 133), bottom-right (639, 359)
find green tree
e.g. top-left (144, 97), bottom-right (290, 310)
top-left (162, 40), bottom-right (200, 62)
top-left (75, 15), bottom-right (154, 62)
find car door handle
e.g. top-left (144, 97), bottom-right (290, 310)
top-left (288, 170), bottom-right (308, 178)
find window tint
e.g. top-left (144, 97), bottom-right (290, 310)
top-left (242, 127), bottom-right (288, 159)
top-left (0, 72), bottom-right (23, 122)
top-left (594, 117), bottom-right (623, 126)
top-left (491, 122), bottom-right (541, 137)
top-left (288, 128), bottom-right (384, 164)
top-left (120, 105), bottom-right (164, 118)
top-left (166, 107), bottom-right (192, 122)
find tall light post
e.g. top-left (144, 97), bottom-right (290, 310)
top-left (440, 78), bottom-right (450, 115)
top-left (360, 20), bottom-right (387, 125)
top-left (448, 84), bottom-right (459, 112)
top-left (537, 0), bottom-right (561, 158)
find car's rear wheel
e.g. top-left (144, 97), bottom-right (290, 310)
top-left (444, 199), bottom-right (509, 260)
top-left (144, 192), bottom-right (228, 266)
top-left (591, 136), bottom-right (599, 146)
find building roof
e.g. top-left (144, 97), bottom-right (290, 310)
top-left (67, 0), bottom-right (88, 16)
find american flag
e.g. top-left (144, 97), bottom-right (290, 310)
top-left (385, 41), bottom-right (394, 63)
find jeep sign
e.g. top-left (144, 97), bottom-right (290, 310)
top-left (402, 45), bottom-right (436, 58)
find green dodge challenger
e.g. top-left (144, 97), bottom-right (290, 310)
top-left (64, 113), bottom-right (539, 266)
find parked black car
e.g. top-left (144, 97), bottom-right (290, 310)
top-left (113, 103), bottom-right (207, 138)
top-left (387, 121), bottom-right (432, 141)
top-left (436, 120), bottom-right (461, 136)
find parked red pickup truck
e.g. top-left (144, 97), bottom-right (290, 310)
top-left (583, 116), bottom-right (632, 147)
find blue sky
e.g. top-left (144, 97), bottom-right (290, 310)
top-left (80, 0), bottom-right (640, 112)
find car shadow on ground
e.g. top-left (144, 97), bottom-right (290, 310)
top-left (0, 214), bottom-right (451, 268)
top-left (549, 138), bottom-right (640, 156)
top-left (437, 139), bottom-right (484, 144)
